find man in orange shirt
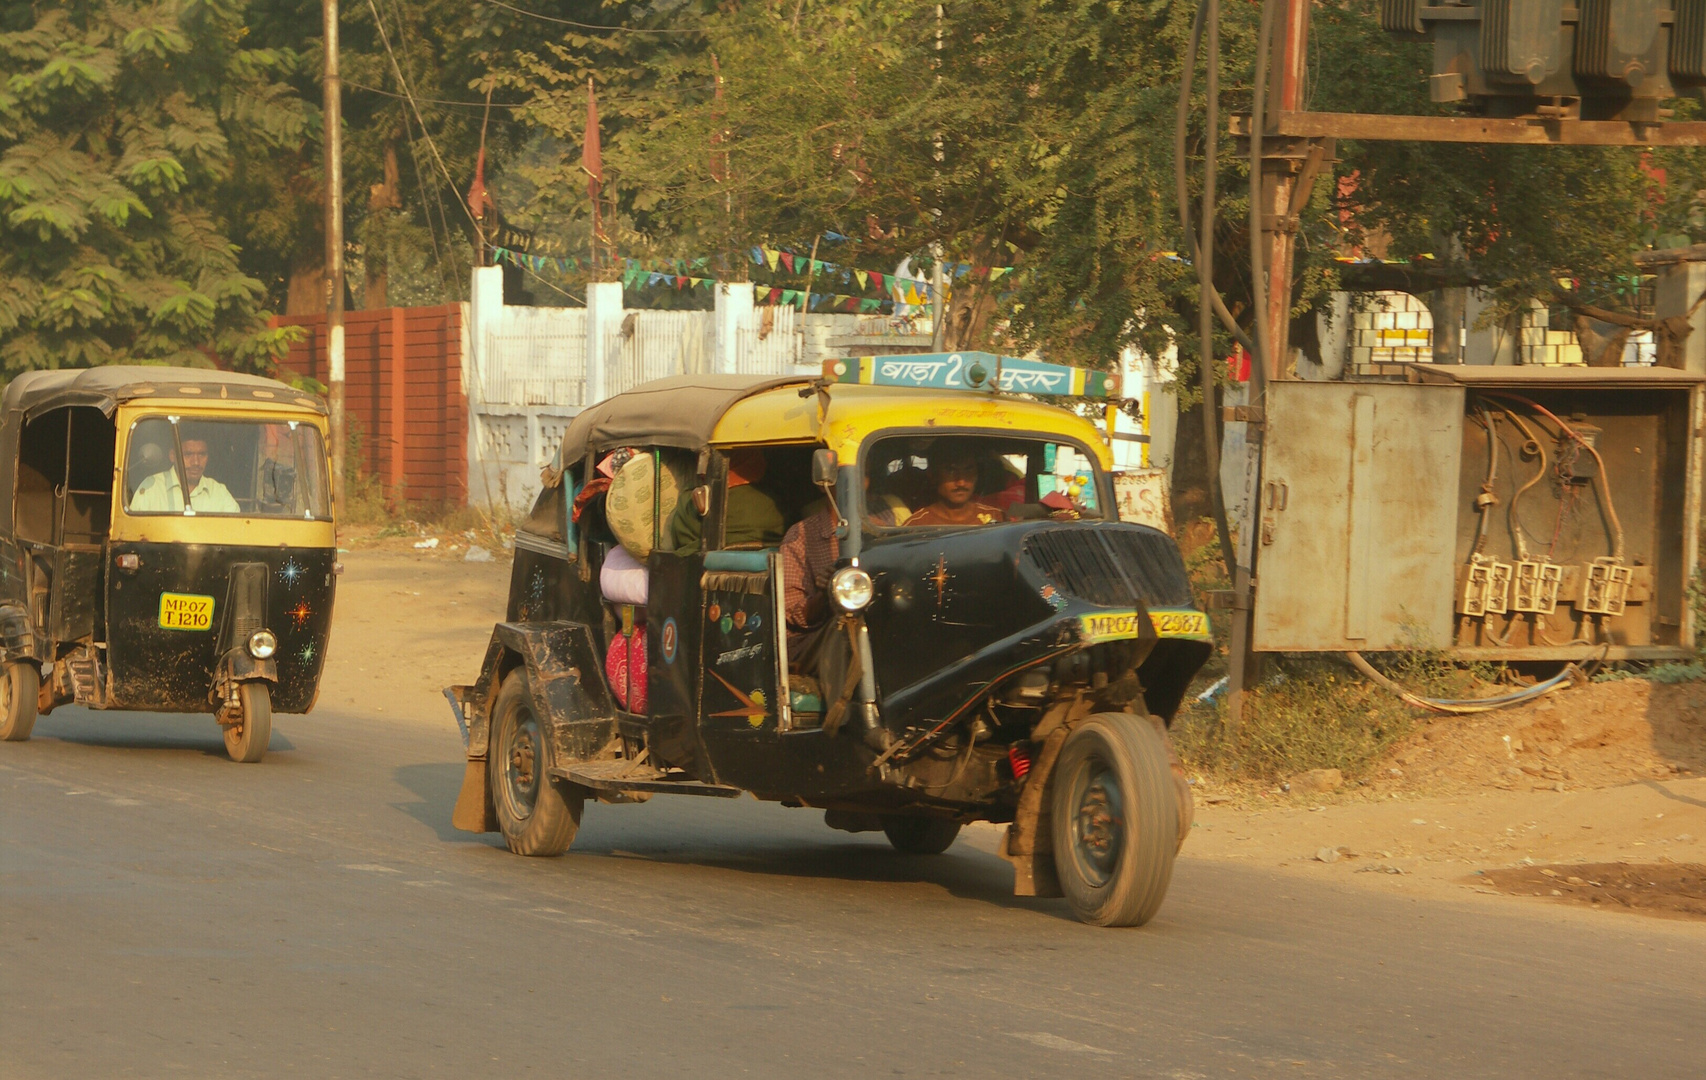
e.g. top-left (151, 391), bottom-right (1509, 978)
top-left (906, 443), bottom-right (1000, 527)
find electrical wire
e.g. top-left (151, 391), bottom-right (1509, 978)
top-left (1173, 0), bottom-right (1260, 361)
top-left (366, 0), bottom-right (482, 238)
top-left (1345, 647), bottom-right (1604, 716)
top-left (1483, 392), bottom-right (1624, 561)
top-left (476, 0), bottom-right (705, 33)
top-left (1471, 406), bottom-right (1498, 556)
top-left (1499, 407), bottom-right (1547, 563)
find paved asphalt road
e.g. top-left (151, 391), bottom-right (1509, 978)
top-left (3, 705), bottom-right (1701, 1080)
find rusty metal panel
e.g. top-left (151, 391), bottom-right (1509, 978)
top-left (1253, 382), bottom-right (1464, 652)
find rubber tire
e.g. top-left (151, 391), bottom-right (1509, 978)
top-left (0, 661), bottom-right (39, 742)
top-left (223, 682), bottom-right (272, 763)
top-left (488, 670), bottom-right (582, 856)
top-left (881, 816), bottom-right (961, 854)
top-left (1049, 712), bottom-right (1179, 927)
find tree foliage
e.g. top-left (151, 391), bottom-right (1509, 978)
top-left (0, 0), bottom-right (309, 373)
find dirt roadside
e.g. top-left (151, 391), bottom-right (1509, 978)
top-left (321, 536), bottom-right (1705, 927)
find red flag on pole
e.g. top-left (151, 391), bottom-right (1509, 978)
top-left (466, 147), bottom-right (493, 221)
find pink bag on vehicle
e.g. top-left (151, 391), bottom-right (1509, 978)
top-left (604, 626), bottom-right (648, 713)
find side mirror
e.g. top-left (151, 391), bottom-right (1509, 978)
top-left (811, 448), bottom-right (839, 487)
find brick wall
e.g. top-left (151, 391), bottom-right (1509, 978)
top-left (270, 305), bottom-right (467, 506)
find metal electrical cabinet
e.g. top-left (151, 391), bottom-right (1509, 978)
top-left (1253, 367), bottom-right (1704, 661)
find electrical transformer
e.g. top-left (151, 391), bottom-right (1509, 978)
top-left (1381, 0), bottom-right (1706, 118)
top-left (1253, 366), bottom-right (1703, 660)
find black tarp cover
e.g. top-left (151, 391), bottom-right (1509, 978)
top-left (555, 374), bottom-right (813, 464)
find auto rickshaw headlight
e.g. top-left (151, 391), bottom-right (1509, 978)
top-left (831, 567), bottom-right (874, 612)
top-left (248, 630), bottom-right (278, 659)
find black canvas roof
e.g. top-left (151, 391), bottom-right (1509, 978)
top-left (1, 366), bottom-right (324, 422)
top-left (556, 374), bottom-right (815, 461)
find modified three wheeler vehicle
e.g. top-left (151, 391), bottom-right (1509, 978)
top-left (447, 354), bottom-right (1212, 925)
top-left (0, 368), bottom-right (338, 762)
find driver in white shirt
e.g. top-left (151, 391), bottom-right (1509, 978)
top-left (129, 437), bottom-right (240, 513)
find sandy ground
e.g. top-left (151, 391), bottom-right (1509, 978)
top-left (329, 531), bottom-right (1706, 924)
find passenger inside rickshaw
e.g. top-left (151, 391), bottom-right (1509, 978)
top-left (866, 434), bottom-right (1101, 527)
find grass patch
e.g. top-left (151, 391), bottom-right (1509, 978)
top-left (1171, 652), bottom-right (1497, 785)
top-left (337, 418), bottom-right (514, 546)
top-left (1593, 661), bottom-right (1706, 685)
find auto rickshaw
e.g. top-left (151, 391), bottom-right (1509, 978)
top-left (0, 367), bottom-right (338, 762)
top-left (446, 354), bottom-right (1212, 926)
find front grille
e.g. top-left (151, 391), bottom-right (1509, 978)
top-left (1023, 526), bottom-right (1195, 609)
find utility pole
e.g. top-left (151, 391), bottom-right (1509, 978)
top-left (323, 0), bottom-right (346, 509)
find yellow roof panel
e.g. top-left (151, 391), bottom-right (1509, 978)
top-left (711, 383), bottom-right (1112, 467)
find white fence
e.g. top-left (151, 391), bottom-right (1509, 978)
top-left (466, 271), bottom-right (830, 512)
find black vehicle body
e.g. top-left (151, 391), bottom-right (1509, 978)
top-left (449, 373), bottom-right (1212, 920)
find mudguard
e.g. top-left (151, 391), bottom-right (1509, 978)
top-left (449, 621), bottom-right (619, 834)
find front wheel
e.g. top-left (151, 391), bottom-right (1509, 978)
top-left (0, 660), bottom-right (39, 742)
top-left (489, 670), bottom-right (582, 856)
top-left (222, 682), bottom-right (272, 763)
top-left (1049, 713), bottom-right (1179, 927)
top-left (881, 816), bottom-right (961, 855)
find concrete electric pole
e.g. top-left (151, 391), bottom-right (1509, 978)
top-left (323, 0), bottom-right (346, 509)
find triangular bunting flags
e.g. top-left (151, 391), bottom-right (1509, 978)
top-left (855, 270), bottom-right (868, 290)
top-left (675, 276), bottom-right (688, 289)
top-left (780, 252), bottom-right (795, 273)
top-left (860, 298), bottom-right (881, 313)
top-left (751, 247), bottom-right (764, 265)
top-left (765, 247), bottom-right (780, 271)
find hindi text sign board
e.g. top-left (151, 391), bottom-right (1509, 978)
top-left (823, 352), bottom-right (1119, 400)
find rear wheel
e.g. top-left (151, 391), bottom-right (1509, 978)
top-left (0, 660), bottom-right (39, 742)
top-left (881, 815), bottom-right (961, 855)
top-left (1049, 713), bottom-right (1178, 927)
top-left (222, 682), bottom-right (272, 763)
top-left (489, 670), bottom-right (582, 856)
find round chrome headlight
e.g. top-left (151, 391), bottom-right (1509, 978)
top-left (831, 567), bottom-right (874, 612)
top-left (248, 630), bottom-right (278, 659)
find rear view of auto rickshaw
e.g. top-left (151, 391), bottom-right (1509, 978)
top-left (0, 367), bottom-right (338, 762)
top-left (447, 354), bottom-right (1212, 925)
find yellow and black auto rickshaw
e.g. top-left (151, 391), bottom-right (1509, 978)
top-left (447, 354), bottom-right (1213, 926)
top-left (0, 367), bottom-right (338, 761)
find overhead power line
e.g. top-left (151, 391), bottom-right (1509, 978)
top-left (477, 0), bottom-right (703, 34)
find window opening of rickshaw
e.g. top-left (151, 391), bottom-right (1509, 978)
top-left (862, 433), bottom-right (1103, 528)
top-left (125, 416), bottom-right (331, 520)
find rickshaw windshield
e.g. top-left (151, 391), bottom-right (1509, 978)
top-left (124, 416), bottom-right (331, 519)
top-left (863, 433), bottom-right (1103, 528)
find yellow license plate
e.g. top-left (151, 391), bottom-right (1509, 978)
top-left (1151, 609), bottom-right (1210, 639)
top-left (158, 593), bottom-right (215, 631)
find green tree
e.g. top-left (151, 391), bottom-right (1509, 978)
top-left (0, 0), bottom-right (310, 374)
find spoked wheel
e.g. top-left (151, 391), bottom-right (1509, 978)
top-left (222, 682), bottom-right (272, 763)
top-left (0, 660), bottom-right (39, 742)
top-left (881, 816), bottom-right (961, 855)
top-left (489, 670), bottom-right (582, 856)
top-left (1049, 713), bottom-right (1179, 927)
